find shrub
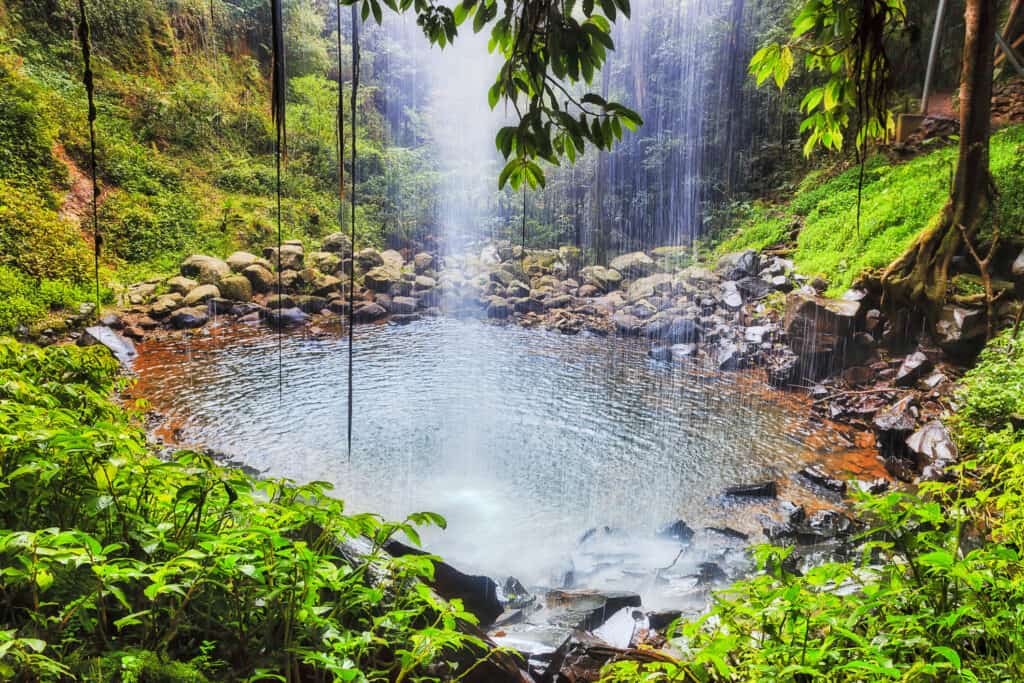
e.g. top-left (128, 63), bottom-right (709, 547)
top-left (0, 54), bottom-right (64, 195)
top-left (98, 189), bottom-right (199, 262)
top-left (0, 339), bottom-right (490, 681)
top-left (0, 181), bottom-right (91, 282)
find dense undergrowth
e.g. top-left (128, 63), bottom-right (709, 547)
top-left (0, 338), bottom-right (490, 681)
top-left (604, 330), bottom-right (1024, 681)
top-left (0, 0), bottom-right (434, 333)
top-left (709, 125), bottom-right (1024, 295)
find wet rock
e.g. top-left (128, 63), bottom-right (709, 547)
top-left (744, 324), bottom-right (772, 345)
top-left (389, 313), bottom-right (421, 325)
top-left (544, 294), bottom-right (574, 310)
top-left (670, 343), bottom-right (697, 360)
top-left (697, 562), bottom-right (728, 585)
top-left (514, 297), bottom-right (545, 314)
top-left (594, 607), bottom-right (648, 649)
top-left (208, 297), bottom-right (235, 315)
top-left (724, 481), bottom-right (778, 499)
top-left (873, 395), bottom-right (918, 434)
top-left (149, 293), bottom-right (183, 318)
top-left (170, 306), bottom-right (209, 329)
top-left (647, 609), bottom-right (683, 633)
top-left (353, 302), bottom-right (387, 322)
top-left (544, 589), bottom-right (642, 632)
top-left (127, 282), bottom-right (158, 305)
top-left (218, 275), bottom-right (252, 302)
top-left (264, 244), bottom-right (304, 271)
top-left (798, 465), bottom-right (847, 494)
top-left (487, 296), bottom-right (512, 318)
top-left (355, 248), bottom-right (384, 270)
top-left (309, 251), bottom-right (341, 274)
top-left (648, 345), bottom-right (672, 361)
top-left (627, 273), bottom-right (673, 301)
top-left (656, 519), bottom-right (695, 543)
top-left (99, 313), bottom-right (122, 329)
top-left (311, 274), bottom-right (342, 297)
top-left (262, 307), bottom-right (309, 328)
top-left (389, 296), bottom-right (417, 315)
top-left (770, 274), bottom-right (794, 292)
top-left (183, 284), bottom-right (220, 307)
top-left (414, 275), bottom-right (437, 292)
top-left (293, 295), bottom-right (327, 314)
top-left (242, 264), bottom-right (275, 294)
top-left (122, 326), bottom-right (146, 341)
top-left (705, 526), bottom-right (749, 541)
top-left (413, 252), bottom-right (434, 273)
top-left (577, 283), bottom-right (601, 298)
top-left (181, 255), bottom-right (230, 285)
top-left (784, 292), bottom-right (860, 373)
top-left (609, 251), bottom-right (655, 278)
top-left (716, 340), bottom-right (743, 370)
top-left (737, 276), bottom-right (772, 301)
top-left (807, 509), bottom-right (853, 539)
top-left (612, 313), bottom-right (643, 336)
top-left (226, 251), bottom-right (261, 272)
top-left (321, 231), bottom-right (352, 254)
top-left (716, 250), bottom-right (759, 280)
top-left (502, 577), bottom-right (535, 609)
top-left (842, 365), bottom-right (875, 386)
top-left (720, 283), bottom-right (744, 310)
top-left (166, 275), bottom-right (198, 296)
top-left (580, 265), bottom-right (624, 292)
top-left (364, 267), bottom-right (394, 293)
top-left (934, 305), bottom-right (987, 359)
top-left (78, 326), bottom-right (137, 365)
top-left (906, 420), bottom-right (957, 473)
top-left (766, 351), bottom-right (801, 387)
top-left (851, 478), bottom-right (890, 495)
top-left (385, 539), bottom-right (502, 626)
top-left (266, 293), bottom-right (295, 309)
top-left (895, 351), bottom-right (933, 387)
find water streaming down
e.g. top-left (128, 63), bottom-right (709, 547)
top-left (132, 2), bottom-right (870, 608)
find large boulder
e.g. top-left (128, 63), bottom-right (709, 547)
top-left (166, 275), bottom-right (198, 296)
top-left (486, 296), bottom-right (512, 318)
top-left (149, 293), bottom-right (183, 318)
top-left (933, 305), bottom-right (986, 359)
top-left (355, 248), bottom-right (384, 270)
top-left (183, 284), bottom-right (220, 307)
top-left (413, 252), bottom-right (434, 273)
top-left (364, 267), bottom-right (394, 293)
top-left (612, 313), bottom-right (642, 336)
top-left (170, 306), bottom-right (209, 329)
top-left (226, 251), bottom-right (261, 272)
top-left (609, 251), bottom-right (655, 278)
top-left (320, 231), bottom-right (352, 254)
top-left (352, 302), bottom-right (387, 322)
top-left (312, 274), bottom-right (342, 297)
top-left (627, 273), bottom-right (673, 302)
top-left (218, 275), bottom-right (253, 302)
top-left (180, 255), bottom-right (230, 285)
top-left (380, 249), bottom-right (405, 277)
top-left (716, 250), bottom-right (759, 280)
top-left (784, 291), bottom-right (861, 371)
top-left (262, 306), bottom-right (309, 328)
top-left (264, 244), bottom-right (304, 272)
top-left (309, 251), bottom-right (341, 274)
top-left (77, 326), bottom-right (137, 365)
top-left (580, 265), bottom-right (623, 293)
top-left (242, 264), bottom-right (275, 294)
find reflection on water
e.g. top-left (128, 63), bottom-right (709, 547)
top-left (132, 317), bottom-right (864, 596)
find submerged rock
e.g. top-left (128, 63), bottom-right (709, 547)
top-left (170, 306), bottom-right (209, 329)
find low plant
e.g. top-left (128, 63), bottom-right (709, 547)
top-left (0, 339), bottom-right (493, 681)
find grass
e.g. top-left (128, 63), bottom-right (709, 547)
top-left (710, 125), bottom-right (1024, 295)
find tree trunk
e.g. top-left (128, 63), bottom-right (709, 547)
top-left (882, 0), bottom-right (996, 321)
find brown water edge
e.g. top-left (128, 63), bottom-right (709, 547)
top-left (128, 317), bottom-right (888, 537)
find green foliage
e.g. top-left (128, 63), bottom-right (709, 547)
top-left (0, 181), bottom-right (92, 282)
top-left (0, 338), bottom-right (490, 681)
top-left (98, 190), bottom-right (200, 263)
top-left (0, 54), bottom-right (65, 195)
top-left (0, 266), bottom-right (97, 335)
top-left (604, 330), bottom-right (1024, 682)
top-left (710, 125), bottom-right (1024, 294)
top-left (285, 0), bottom-right (331, 78)
top-left (750, 0), bottom-right (906, 156)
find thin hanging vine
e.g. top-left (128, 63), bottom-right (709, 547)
top-left (347, 3), bottom-right (360, 461)
top-left (76, 0), bottom-right (101, 321)
top-left (270, 0), bottom-right (287, 395)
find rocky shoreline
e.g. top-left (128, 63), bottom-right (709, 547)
top-left (42, 235), bottom-right (1003, 680)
